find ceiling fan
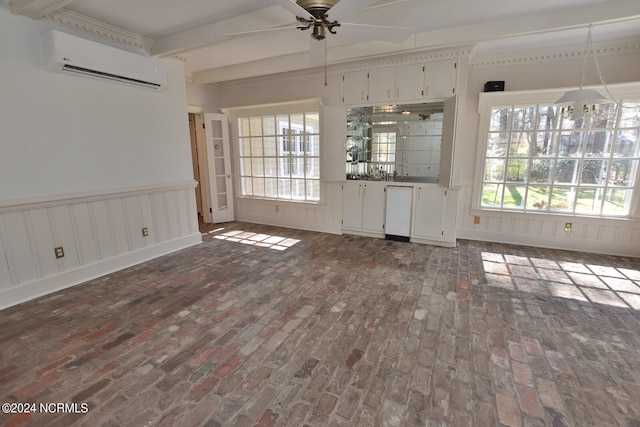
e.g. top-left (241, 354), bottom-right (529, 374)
top-left (225, 0), bottom-right (413, 84)
top-left (227, 0), bottom-right (413, 45)
top-left (292, 0), bottom-right (343, 40)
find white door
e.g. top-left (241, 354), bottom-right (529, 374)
top-left (204, 113), bottom-right (234, 223)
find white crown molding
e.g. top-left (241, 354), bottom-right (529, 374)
top-left (44, 9), bottom-right (154, 54)
top-left (471, 39), bottom-right (640, 69)
top-left (212, 46), bottom-right (474, 90)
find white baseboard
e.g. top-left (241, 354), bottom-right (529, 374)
top-left (457, 228), bottom-right (640, 257)
top-left (236, 213), bottom-right (342, 235)
top-left (0, 233), bottom-right (202, 311)
top-left (410, 236), bottom-right (456, 248)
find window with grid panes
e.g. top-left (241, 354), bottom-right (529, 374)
top-left (237, 111), bottom-right (320, 202)
top-left (371, 128), bottom-right (397, 175)
top-left (479, 99), bottom-right (640, 216)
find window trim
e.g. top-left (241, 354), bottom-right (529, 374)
top-left (472, 82), bottom-right (640, 219)
top-left (223, 99), bottom-right (323, 204)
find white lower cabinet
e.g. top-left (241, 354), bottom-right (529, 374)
top-left (412, 185), bottom-right (445, 240)
top-left (342, 181), bottom-right (456, 247)
top-left (342, 181), bottom-right (386, 237)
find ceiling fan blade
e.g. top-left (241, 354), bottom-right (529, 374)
top-left (327, 0), bottom-right (380, 21)
top-left (225, 24), bottom-right (304, 38)
top-left (274, 0), bottom-right (312, 18)
top-left (335, 22), bottom-right (414, 43)
top-left (341, 22), bottom-right (413, 31)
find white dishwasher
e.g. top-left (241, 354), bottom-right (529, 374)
top-left (385, 186), bottom-right (413, 242)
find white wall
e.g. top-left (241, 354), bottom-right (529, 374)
top-left (188, 41), bottom-right (640, 257)
top-left (0, 8), bottom-right (201, 309)
top-left (0, 10), bottom-right (193, 199)
top-left (454, 51), bottom-right (640, 256)
top-left (188, 71), bottom-right (345, 234)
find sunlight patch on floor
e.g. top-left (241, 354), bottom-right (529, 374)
top-left (481, 251), bottom-right (640, 310)
top-left (210, 229), bottom-right (300, 251)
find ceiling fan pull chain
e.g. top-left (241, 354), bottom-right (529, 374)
top-left (324, 38), bottom-right (328, 86)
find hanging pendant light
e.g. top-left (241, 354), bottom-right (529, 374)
top-left (556, 24), bottom-right (613, 121)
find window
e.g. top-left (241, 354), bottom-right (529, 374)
top-left (237, 111), bottom-right (320, 202)
top-left (478, 98), bottom-right (640, 216)
top-left (371, 128), bottom-right (397, 175)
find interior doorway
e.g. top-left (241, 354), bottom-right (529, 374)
top-left (188, 112), bottom-right (211, 224)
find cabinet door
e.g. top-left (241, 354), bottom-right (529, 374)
top-left (424, 59), bottom-right (457, 99)
top-left (362, 182), bottom-right (386, 232)
top-left (343, 71), bottom-right (369, 105)
top-left (395, 63), bottom-right (425, 101)
top-left (439, 96), bottom-right (456, 188)
top-left (412, 185), bottom-right (445, 239)
top-left (322, 106), bottom-right (347, 182)
top-left (368, 67), bottom-right (396, 103)
top-left (342, 182), bottom-right (364, 229)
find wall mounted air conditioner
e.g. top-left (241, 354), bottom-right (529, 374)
top-left (43, 30), bottom-right (167, 90)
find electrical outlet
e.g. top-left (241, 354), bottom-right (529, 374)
top-left (474, 216), bottom-right (481, 225)
top-left (54, 246), bottom-right (65, 259)
top-left (564, 223), bottom-right (572, 231)
top-left (142, 227), bottom-right (149, 237)
top-left (275, 205), bottom-right (279, 213)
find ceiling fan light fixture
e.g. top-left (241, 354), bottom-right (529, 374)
top-left (296, 0), bottom-right (340, 18)
top-left (312, 23), bottom-right (326, 40)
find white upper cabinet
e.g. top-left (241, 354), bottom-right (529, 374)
top-left (369, 64), bottom-right (425, 103)
top-left (342, 70), bottom-right (369, 105)
top-left (342, 59), bottom-right (458, 105)
top-left (424, 59), bottom-right (457, 99)
top-left (368, 67), bottom-right (397, 103)
top-left (395, 63), bottom-right (426, 101)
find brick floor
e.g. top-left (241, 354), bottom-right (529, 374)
top-left (1, 221), bottom-right (639, 426)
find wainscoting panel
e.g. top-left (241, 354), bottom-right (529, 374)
top-left (0, 181), bottom-right (201, 310)
top-left (72, 202), bottom-right (100, 266)
top-left (456, 181), bottom-right (640, 257)
top-left (1, 211), bottom-right (37, 285)
top-left (25, 208), bottom-right (57, 279)
top-left (0, 238), bottom-right (10, 290)
top-left (151, 192), bottom-right (169, 244)
top-left (92, 200), bottom-right (116, 261)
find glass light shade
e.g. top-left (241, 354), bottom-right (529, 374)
top-left (556, 88), bottom-right (609, 120)
top-left (555, 88), bottom-right (607, 105)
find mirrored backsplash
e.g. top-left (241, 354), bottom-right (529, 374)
top-left (347, 102), bottom-right (444, 181)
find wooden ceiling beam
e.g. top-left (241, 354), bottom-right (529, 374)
top-left (9, 0), bottom-right (77, 19)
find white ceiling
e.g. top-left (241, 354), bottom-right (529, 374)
top-left (6, 0), bottom-right (640, 83)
